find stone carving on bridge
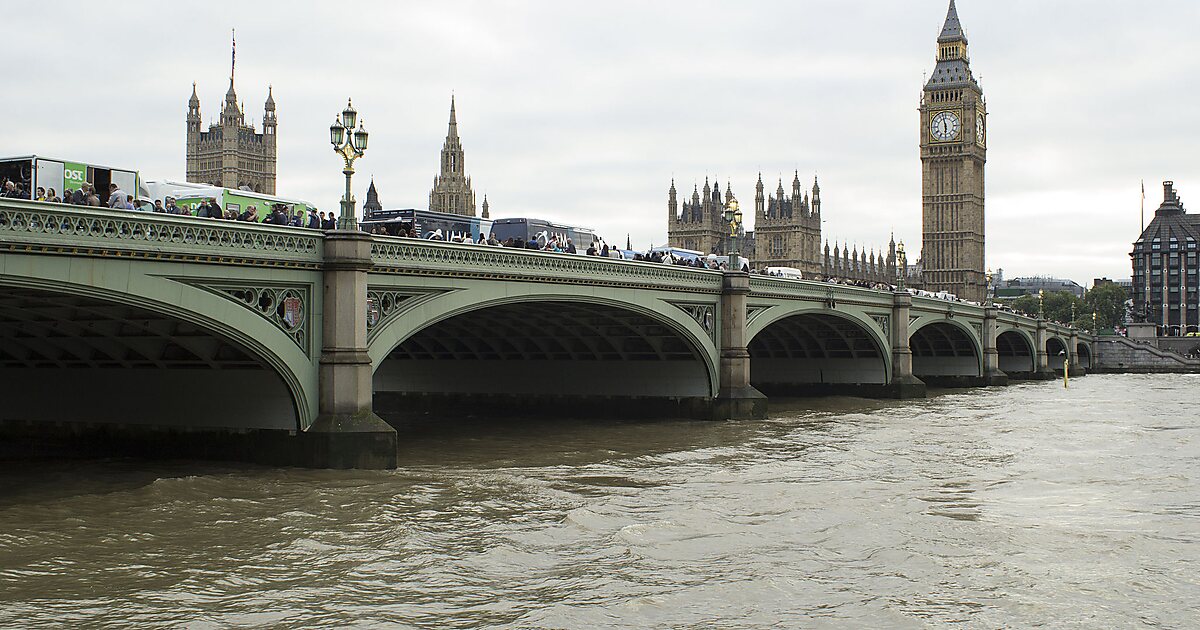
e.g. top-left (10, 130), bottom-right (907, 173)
top-left (0, 204), bottom-right (322, 265)
top-left (871, 314), bottom-right (891, 336)
top-left (365, 289), bottom-right (447, 342)
top-left (175, 280), bottom-right (312, 354)
top-left (670, 302), bottom-right (717, 341)
top-left (746, 305), bottom-right (772, 326)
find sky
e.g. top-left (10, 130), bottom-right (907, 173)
top-left (6, 0), bottom-right (1199, 285)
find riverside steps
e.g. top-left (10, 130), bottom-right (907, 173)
top-left (0, 202), bottom-right (1090, 468)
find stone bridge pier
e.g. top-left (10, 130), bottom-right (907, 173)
top-left (305, 231), bottom-right (397, 469)
top-left (713, 272), bottom-right (768, 420)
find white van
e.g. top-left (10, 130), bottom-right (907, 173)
top-left (765, 266), bottom-right (805, 280)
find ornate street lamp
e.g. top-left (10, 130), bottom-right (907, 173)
top-left (1038, 289), bottom-right (1045, 319)
top-left (896, 241), bottom-right (907, 290)
top-left (1093, 311), bottom-right (1098, 333)
top-left (723, 198), bottom-right (744, 272)
top-left (330, 98), bottom-right (369, 230)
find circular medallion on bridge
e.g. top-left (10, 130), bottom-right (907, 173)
top-left (366, 297), bottom-right (381, 328)
top-left (281, 296), bottom-right (303, 331)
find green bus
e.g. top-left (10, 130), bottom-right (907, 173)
top-left (0, 155), bottom-right (140, 201)
top-left (142, 180), bottom-right (318, 221)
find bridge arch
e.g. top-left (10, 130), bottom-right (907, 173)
top-left (1047, 336), bottom-right (1069, 372)
top-left (909, 319), bottom-right (982, 385)
top-left (746, 308), bottom-right (891, 396)
top-left (997, 329), bottom-right (1036, 377)
top-left (369, 292), bottom-right (720, 419)
top-left (1076, 341), bottom-right (1093, 369)
top-left (0, 276), bottom-right (314, 433)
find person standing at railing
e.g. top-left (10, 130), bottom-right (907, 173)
top-left (107, 183), bottom-right (126, 209)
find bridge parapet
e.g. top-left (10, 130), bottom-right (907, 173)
top-left (370, 237), bottom-right (725, 293)
top-left (747, 276), bottom-right (893, 305)
top-left (0, 200), bottom-right (323, 268)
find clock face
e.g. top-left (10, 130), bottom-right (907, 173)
top-left (930, 110), bottom-right (960, 142)
top-left (976, 113), bottom-right (985, 145)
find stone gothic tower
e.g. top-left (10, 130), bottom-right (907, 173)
top-left (667, 177), bottom-right (733, 255)
top-left (185, 33), bottom-right (277, 194)
top-left (919, 0), bottom-right (987, 302)
top-left (363, 178), bottom-right (382, 217)
top-left (752, 171), bottom-right (822, 274)
top-left (428, 96), bottom-right (477, 216)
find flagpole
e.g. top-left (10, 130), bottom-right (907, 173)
top-left (1140, 179), bottom-right (1145, 232)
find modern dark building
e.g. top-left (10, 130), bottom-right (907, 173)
top-left (1131, 181), bottom-right (1200, 334)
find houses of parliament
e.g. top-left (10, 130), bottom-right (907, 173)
top-left (667, 173), bottom-right (896, 283)
top-left (666, 0), bottom-right (986, 299)
top-left (185, 38), bottom-right (277, 194)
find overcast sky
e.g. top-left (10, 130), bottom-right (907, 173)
top-left (6, 1), bottom-right (1199, 284)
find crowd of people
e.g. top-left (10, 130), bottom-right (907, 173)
top-left (4, 177), bottom-right (343, 230)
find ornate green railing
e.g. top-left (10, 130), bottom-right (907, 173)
top-left (0, 199), bottom-right (323, 267)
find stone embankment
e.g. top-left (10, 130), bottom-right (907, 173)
top-left (1093, 336), bottom-right (1200, 373)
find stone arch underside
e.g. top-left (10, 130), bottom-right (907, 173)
top-left (373, 300), bottom-right (715, 420)
top-left (1047, 337), bottom-right (1069, 371)
top-left (1076, 342), bottom-right (1093, 368)
top-left (910, 321), bottom-right (981, 383)
top-left (748, 312), bottom-right (887, 395)
top-left (0, 286), bottom-right (298, 431)
top-left (997, 330), bottom-right (1035, 376)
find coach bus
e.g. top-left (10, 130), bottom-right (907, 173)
top-left (488, 217), bottom-right (598, 250)
top-left (361, 208), bottom-right (489, 242)
top-left (140, 180), bottom-right (318, 220)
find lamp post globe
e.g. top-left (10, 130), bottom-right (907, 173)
top-left (329, 118), bottom-right (345, 147)
top-left (341, 99), bottom-right (357, 131)
top-left (353, 123), bottom-right (369, 152)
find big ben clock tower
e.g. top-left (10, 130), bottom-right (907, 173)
top-left (920, 0), bottom-right (987, 303)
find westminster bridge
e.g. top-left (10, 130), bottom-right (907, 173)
top-left (0, 201), bottom-right (1091, 468)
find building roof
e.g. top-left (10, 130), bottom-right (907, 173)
top-left (925, 0), bottom-right (978, 90)
top-left (925, 59), bottom-right (978, 90)
top-left (1133, 181), bottom-right (1199, 253)
top-left (938, 0), bottom-right (966, 43)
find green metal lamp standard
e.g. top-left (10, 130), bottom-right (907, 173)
top-left (896, 241), bottom-right (907, 290)
top-left (723, 198), bottom-right (743, 272)
top-left (329, 98), bottom-right (369, 230)
top-left (1038, 289), bottom-right (1045, 319)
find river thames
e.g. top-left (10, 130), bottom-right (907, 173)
top-left (0, 373), bottom-right (1196, 628)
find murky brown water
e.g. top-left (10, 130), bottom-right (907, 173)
top-left (1, 374), bottom-right (1197, 628)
